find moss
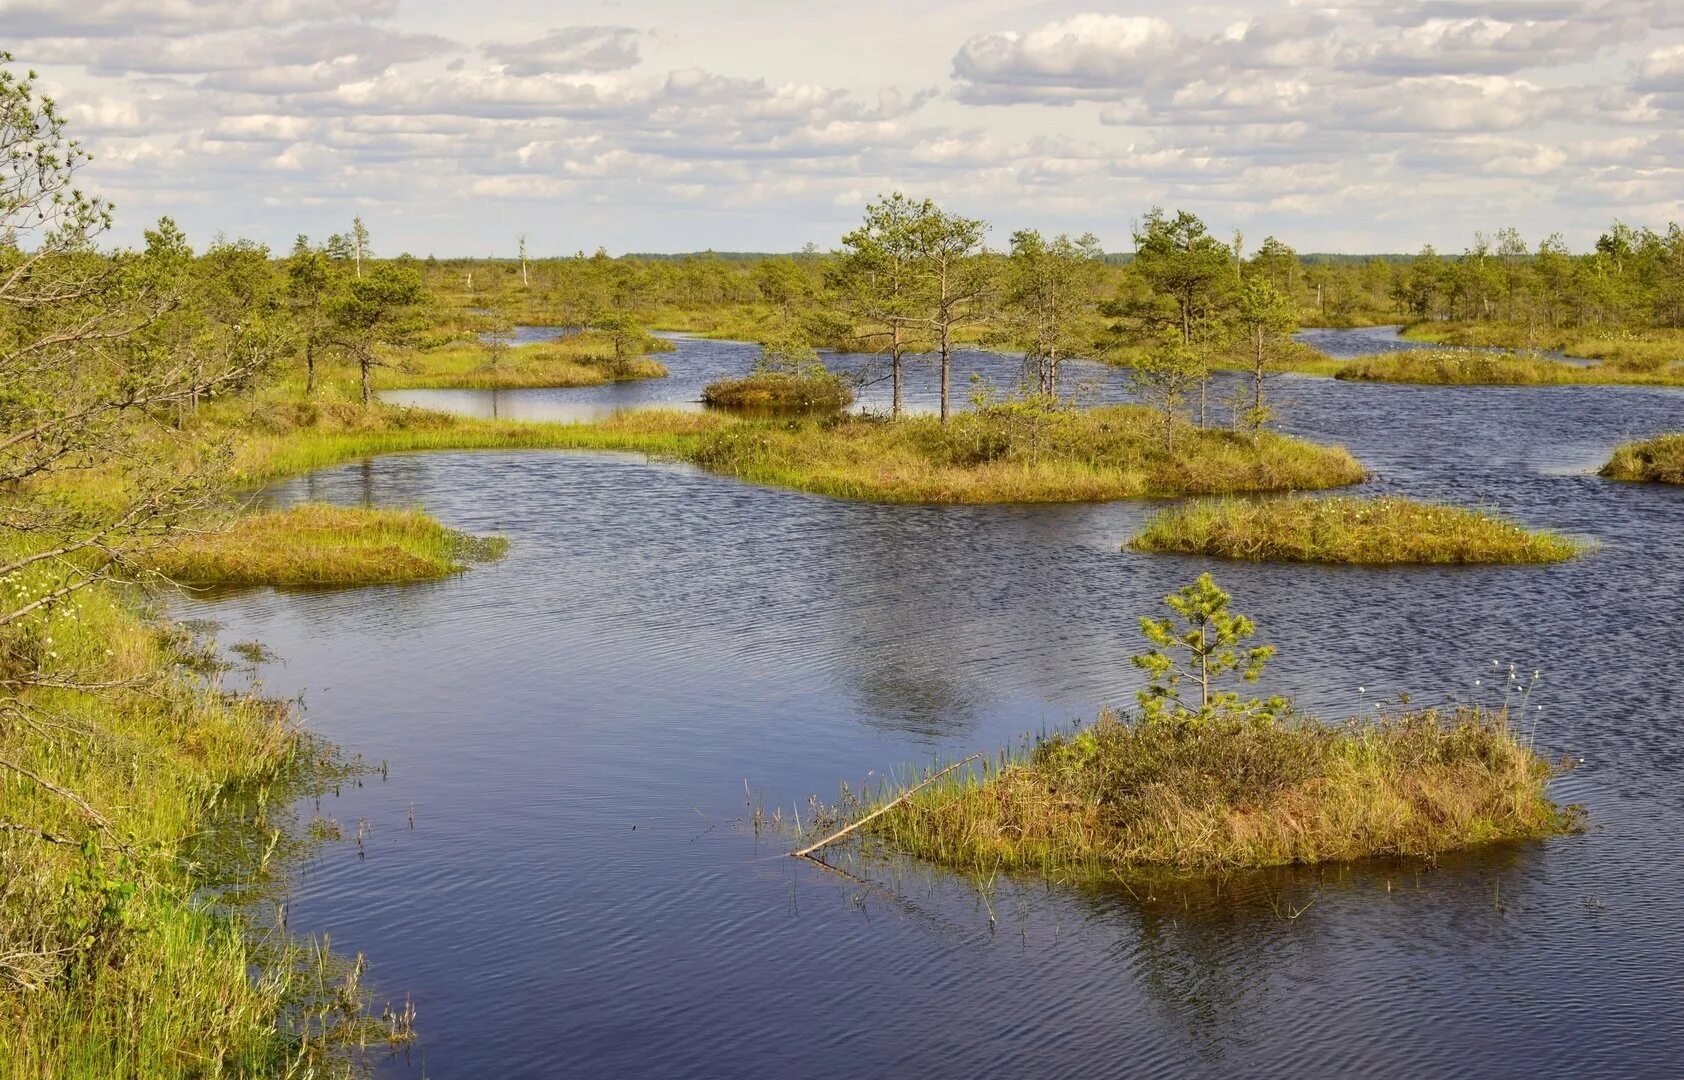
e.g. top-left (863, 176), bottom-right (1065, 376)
top-left (1130, 496), bottom-right (1583, 565)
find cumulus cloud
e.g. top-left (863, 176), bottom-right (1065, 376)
top-left (483, 26), bottom-right (644, 76)
top-left (0, 0), bottom-right (400, 37)
top-left (953, 15), bottom-right (1186, 102)
top-left (5, 0), bottom-right (1684, 253)
top-left (952, 3), bottom-right (1672, 109)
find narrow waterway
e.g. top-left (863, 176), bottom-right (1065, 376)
top-left (196, 330), bottom-right (1682, 1077)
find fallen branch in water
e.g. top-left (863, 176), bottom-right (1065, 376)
top-left (790, 754), bottom-right (983, 859)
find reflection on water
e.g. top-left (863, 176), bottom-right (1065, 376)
top-left (1297, 323), bottom-right (1583, 364)
top-left (185, 332), bottom-right (1684, 1077)
top-left (385, 324), bottom-right (1583, 424)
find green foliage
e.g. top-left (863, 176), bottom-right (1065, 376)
top-left (753, 322), bottom-right (825, 376)
top-left (1130, 207), bottom-right (1237, 345)
top-left (329, 263), bottom-right (425, 403)
top-left (1231, 276), bottom-right (1297, 431)
top-left (1128, 335), bottom-right (1209, 446)
top-left (1132, 574), bottom-right (1284, 727)
top-left (1000, 229), bottom-right (1106, 397)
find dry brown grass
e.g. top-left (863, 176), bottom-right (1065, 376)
top-left (1131, 495), bottom-right (1583, 564)
top-left (846, 706), bottom-right (1577, 877)
top-left (1601, 433), bottom-right (1684, 484)
top-left (141, 503), bottom-right (506, 587)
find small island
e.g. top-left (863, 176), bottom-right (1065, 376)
top-left (144, 503), bottom-right (508, 587)
top-left (1601, 433), bottom-right (1684, 484)
top-left (687, 404), bottom-right (1365, 503)
top-left (1334, 349), bottom-right (1684, 386)
top-left (1129, 495), bottom-right (1583, 564)
top-left (379, 327), bottom-right (672, 390)
top-left (702, 370), bottom-right (854, 412)
top-left (797, 575), bottom-right (1580, 876)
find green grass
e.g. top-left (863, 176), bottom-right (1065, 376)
top-left (1601, 433), bottom-right (1684, 484)
top-left (1402, 322), bottom-right (1684, 372)
top-left (1565, 330), bottom-right (1684, 370)
top-left (1399, 321), bottom-right (1561, 349)
top-left (689, 406), bottom-right (1366, 504)
top-left (377, 331), bottom-right (671, 390)
top-left (209, 388), bottom-right (1365, 506)
top-left (224, 398), bottom-right (721, 485)
top-left (0, 561), bottom-right (407, 1075)
top-left (701, 371), bottom-right (854, 412)
top-left (1130, 495), bottom-right (1584, 565)
top-left (1334, 348), bottom-right (1684, 386)
top-left (140, 503), bottom-right (508, 587)
top-left (836, 706), bottom-right (1578, 877)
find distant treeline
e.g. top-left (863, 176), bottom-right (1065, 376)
top-left (532, 250), bottom-right (1414, 266)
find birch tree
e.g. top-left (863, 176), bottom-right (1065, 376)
top-left (351, 216), bottom-right (371, 278)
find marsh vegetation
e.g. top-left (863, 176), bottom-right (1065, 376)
top-left (807, 576), bottom-right (1578, 877)
top-left (0, 41), bottom-right (1657, 1072)
top-left (379, 330), bottom-right (671, 390)
top-left (1600, 433), bottom-right (1684, 484)
top-left (1131, 496), bottom-right (1584, 565)
top-left (1334, 349), bottom-right (1684, 386)
top-left (143, 503), bottom-right (508, 587)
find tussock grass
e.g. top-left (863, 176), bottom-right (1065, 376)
top-left (141, 503), bottom-right (508, 587)
top-left (701, 371), bottom-right (854, 412)
top-left (209, 392), bottom-right (1363, 506)
top-left (1131, 495), bottom-right (1583, 565)
top-left (1399, 321), bottom-right (1558, 349)
top-left (1566, 331), bottom-right (1684, 370)
top-left (1600, 433), bottom-right (1684, 484)
top-left (1401, 322), bottom-right (1684, 371)
top-left (377, 331), bottom-right (670, 390)
top-left (846, 707), bottom-right (1578, 877)
top-left (691, 405), bottom-right (1366, 503)
top-left (1336, 348), bottom-right (1684, 386)
top-left (226, 402), bottom-right (721, 484)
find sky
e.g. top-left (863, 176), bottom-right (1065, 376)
top-left (8, 0), bottom-right (1684, 257)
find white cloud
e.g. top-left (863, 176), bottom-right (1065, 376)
top-left (0, 0), bottom-right (400, 37)
top-left (483, 26), bottom-right (644, 77)
top-left (3, 0), bottom-right (1684, 253)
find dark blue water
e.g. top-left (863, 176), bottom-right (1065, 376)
top-left (197, 329), bottom-right (1683, 1077)
top-left (1296, 324), bottom-right (1583, 364)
